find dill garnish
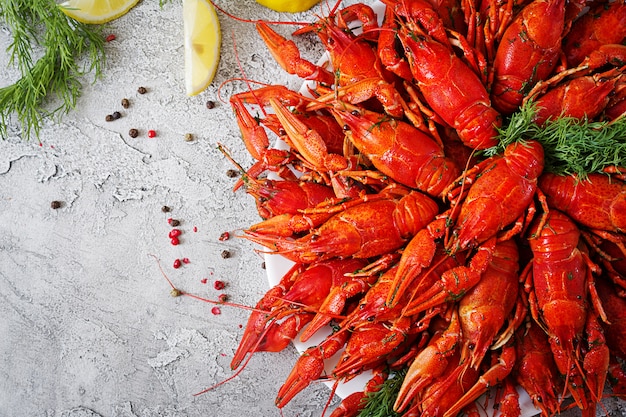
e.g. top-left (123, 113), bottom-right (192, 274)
top-left (0, 0), bottom-right (106, 140)
top-left (484, 102), bottom-right (626, 178)
top-left (358, 368), bottom-right (406, 417)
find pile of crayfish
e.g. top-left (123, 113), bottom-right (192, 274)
top-left (218, 0), bottom-right (626, 415)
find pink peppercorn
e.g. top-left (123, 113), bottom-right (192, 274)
top-left (147, 130), bottom-right (156, 138)
top-left (173, 259), bottom-right (182, 269)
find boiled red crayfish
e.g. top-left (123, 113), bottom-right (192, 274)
top-left (192, 1), bottom-right (626, 415)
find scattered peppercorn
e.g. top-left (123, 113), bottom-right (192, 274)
top-left (147, 130), bottom-right (156, 138)
top-left (170, 288), bottom-right (182, 297)
top-left (170, 219), bottom-right (181, 227)
top-left (211, 306), bottom-right (221, 315)
top-left (214, 280), bottom-right (226, 290)
top-left (137, 86), bottom-right (147, 94)
top-left (50, 200), bottom-right (62, 209)
top-left (169, 229), bottom-right (182, 238)
top-left (206, 100), bottom-right (215, 109)
top-left (221, 250), bottom-right (231, 259)
top-left (121, 98), bottom-right (130, 108)
top-left (182, 257), bottom-right (190, 264)
top-left (161, 205), bottom-right (171, 213)
top-left (261, 262), bottom-right (266, 269)
top-left (112, 111), bottom-right (121, 120)
top-left (129, 128), bottom-right (139, 138)
top-left (105, 114), bottom-right (114, 122)
top-left (226, 169), bottom-right (238, 178)
top-left (170, 237), bottom-right (180, 246)
top-left (219, 231), bottom-right (230, 241)
top-left (184, 133), bottom-right (194, 142)
top-left (173, 259), bottom-right (182, 269)
top-left (218, 294), bottom-right (229, 303)
top-left (105, 34), bottom-right (116, 42)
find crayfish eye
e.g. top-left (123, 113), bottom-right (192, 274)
top-left (343, 124), bottom-right (350, 131)
top-left (350, 110), bottom-right (360, 116)
top-left (278, 128), bottom-right (286, 136)
top-left (468, 343), bottom-right (475, 350)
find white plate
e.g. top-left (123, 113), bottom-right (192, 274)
top-left (262, 2), bottom-right (540, 415)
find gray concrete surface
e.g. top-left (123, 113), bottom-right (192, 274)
top-left (0, 1), bottom-right (624, 417)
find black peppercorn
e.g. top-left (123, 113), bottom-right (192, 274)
top-left (137, 86), bottom-right (147, 94)
top-left (112, 111), bottom-right (121, 120)
top-left (105, 114), bottom-right (114, 122)
top-left (206, 100), bottom-right (215, 109)
top-left (50, 200), bottom-right (62, 209)
top-left (121, 98), bottom-right (130, 108)
top-left (161, 205), bottom-right (171, 213)
top-left (170, 219), bottom-right (180, 227)
top-left (221, 250), bottom-right (231, 259)
top-left (226, 169), bottom-right (238, 178)
top-left (128, 128), bottom-right (139, 138)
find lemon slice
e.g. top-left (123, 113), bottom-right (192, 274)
top-left (256, 0), bottom-right (320, 13)
top-left (58, 0), bottom-right (140, 24)
top-left (183, 0), bottom-right (221, 96)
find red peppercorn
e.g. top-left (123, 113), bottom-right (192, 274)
top-left (171, 237), bottom-right (180, 245)
top-left (105, 34), bottom-right (116, 42)
top-left (193, 226), bottom-right (198, 232)
top-left (211, 307), bottom-right (221, 315)
top-left (147, 130), bottom-right (156, 138)
top-left (182, 257), bottom-right (190, 264)
top-left (200, 278), bottom-right (208, 284)
top-left (218, 294), bottom-right (228, 303)
top-left (213, 280), bottom-right (226, 290)
top-left (169, 229), bottom-right (182, 238)
top-left (219, 231), bottom-right (230, 241)
top-left (173, 259), bottom-right (182, 269)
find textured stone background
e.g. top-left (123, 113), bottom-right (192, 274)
top-left (0, 1), bottom-right (624, 417)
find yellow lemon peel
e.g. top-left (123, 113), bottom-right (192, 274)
top-left (183, 0), bottom-right (221, 96)
top-left (59, 0), bottom-right (141, 24)
top-left (256, 0), bottom-right (321, 13)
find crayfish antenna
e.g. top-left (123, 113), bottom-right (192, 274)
top-left (321, 379), bottom-right (340, 417)
top-left (194, 320), bottom-right (277, 396)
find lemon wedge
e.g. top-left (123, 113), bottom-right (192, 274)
top-left (256, 0), bottom-right (321, 13)
top-left (183, 0), bottom-right (221, 96)
top-left (59, 0), bottom-right (140, 24)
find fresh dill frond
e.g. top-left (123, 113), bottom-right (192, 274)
top-left (0, 0), bottom-right (106, 140)
top-left (483, 102), bottom-right (539, 157)
top-left (358, 368), bottom-right (406, 417)
top-left (483, 102), bottom-right (626, 178)
top-left (530, 116), bottom-right (626, 178)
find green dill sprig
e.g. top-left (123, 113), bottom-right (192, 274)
top-left (357, 368), bottom-right (406, 417)
top-left (483, 102), bottom-right (626, 178)
top-left (0, 0), bottom-right (106, 140)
